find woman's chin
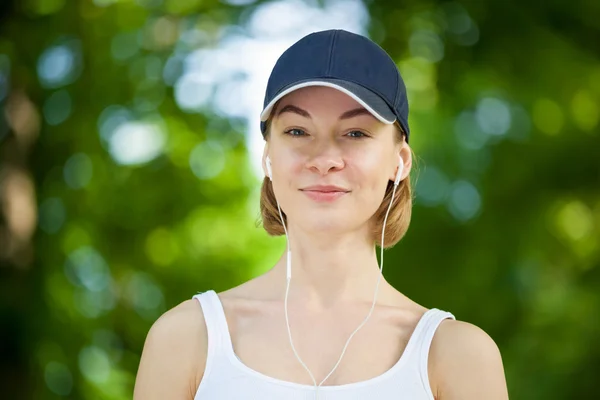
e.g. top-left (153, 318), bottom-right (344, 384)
top-left (296, 216), bottom-right (357, 234)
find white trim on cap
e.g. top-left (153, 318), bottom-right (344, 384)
top-left (259, 81), bottom-right (396, 124)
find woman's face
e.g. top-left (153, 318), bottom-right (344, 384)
top-left (263, 86), bottom-right (410, 237)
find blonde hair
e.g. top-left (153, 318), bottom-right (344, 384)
top-left (257, 105), bottom-right (415, 249)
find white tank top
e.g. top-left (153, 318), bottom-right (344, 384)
top-left (192, 290), bottom-right (455, 400)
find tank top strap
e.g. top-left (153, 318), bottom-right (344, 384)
top-left (409, 308), bottom-right (456, 397)
top-left (192, 290), bottom-right (230, 352)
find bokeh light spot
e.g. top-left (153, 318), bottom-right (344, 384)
top-left (61, 224), bottom-right (92, 255)
top-left (189, 140), bottom-right (225, 180)
top-left (409, 30), bottom-right (444, 63)
top-left (532, 98), bottom-right (564, 135)
top-left (64, 246), bottom-right (111, 293)
top-left (162, 54), bottom-right (184, 86)
top-left (63, 153), bottom-right (93, 189)
top-left (150, 17), bottom-right (179, 49)
top-left (93, 329), bottom-right (124, 364)
top-left (108, 121), bottom-right (166, 165)
top-left (476, 97), bottom-right (512, 136)
top-left (27, 0), bottom-right (66, 15)
top-left (145, 227), bottom-right (180, 266)
top-left (124, 272), bottom-right (165, 320)
top-left (111, 31), bottom-right (140, 62)
top-left (444, 4), bottom-right (471, 34)
top-left (44, 361), bottom-right (73, 396)
top-left (78, 346), bottom-right (110, 383)
top-left (441, 2), bottom-right (479, 46)
top-left (399, 57), bottom-right (435, 91)
top-left (174, 73), bottom-right (212, 111)
top-left (73, 288), bottom-right (116, 318)
top-left (571, 90), bottom-right (599, 132)
top-left (415, 165), bottom-right (450, 206)
top-left (39, 197), bottom-right (66, 234)
top-left (455, 111), bottom-right (488, 149)
top-left (447, 180), bottom-right (481, 221)
top-left (43, 89), bottom-right (72, 126)
top-left (556, 200), bottom-right (594, 241)
top-left (37, 42), bottom-right (81, 89)
top-left (97, 105), bottom-right (133, 145)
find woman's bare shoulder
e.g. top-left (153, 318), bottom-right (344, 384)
top-left (429, 319), bottom-right (509, 400)
top-left (133, 298), bottom-right (208, 400)
top-left (147, 298), bottom-right (208, 359)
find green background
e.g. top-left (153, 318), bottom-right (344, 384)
top-left (1, 0), bottom-right (599, 399)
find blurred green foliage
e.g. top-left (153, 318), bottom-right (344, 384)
top-left (0, 0), bottom-right (599, 399)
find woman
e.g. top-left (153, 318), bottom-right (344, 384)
top-left (134, 30), bottom-right (509, 399)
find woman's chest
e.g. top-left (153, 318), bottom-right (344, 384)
top-left (222, 300), bottom-right (422, 386)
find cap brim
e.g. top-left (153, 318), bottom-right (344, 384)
top-left (260, 79), bottom-right (396, 125)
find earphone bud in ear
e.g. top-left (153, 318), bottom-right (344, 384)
top-left (266, 156), bottom-right (273, 181)
top-left (394, 156), bottom-right (404, 186)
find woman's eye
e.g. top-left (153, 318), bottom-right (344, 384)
top-left (283, 129), bottom-right (368, 138)
top-left (347, 130), bottom-right (368, 139)
top-left (284, 128), bottom-right (306, 137)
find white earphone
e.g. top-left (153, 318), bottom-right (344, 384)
top-left (266, 155), bottom-right (273, 181)
top-left (267, 153), bottom-right (404, 399)
top-left (394, 155), bottom-right (404, 186)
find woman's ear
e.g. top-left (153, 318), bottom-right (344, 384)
top-left (390, 147), bottom-right (412, 182)
top-left (399, 146), bottom-right (412, 181)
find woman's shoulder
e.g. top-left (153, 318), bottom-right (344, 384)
top-left (148, 298), bottom-right (207, 347)
top-left (159, 298), bottom-right (209, 383)
top-left (428, 318), bottom-right (508, 399)
top-left (133, 298), bottom-right (207, 399)
top-left (430, 319), bottom-right (502, 368)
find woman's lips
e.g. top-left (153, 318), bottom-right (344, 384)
top-left (301, 190), bottom-right (349, 202)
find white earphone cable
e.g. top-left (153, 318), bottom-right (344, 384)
top-left (274, 170), bottom-right (401, 400)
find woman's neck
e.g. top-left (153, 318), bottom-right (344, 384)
top-left (265, 227), bottom-right (394, 312)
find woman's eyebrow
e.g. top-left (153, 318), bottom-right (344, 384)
top-left (339, 107), bottom-right (374, 120)
top-left (276, 105), bottom-right (374, 121)
top-left (277, 104), bottom-right (311, 118)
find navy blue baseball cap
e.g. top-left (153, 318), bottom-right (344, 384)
top-left (260, 29), bottom-right (410, 142)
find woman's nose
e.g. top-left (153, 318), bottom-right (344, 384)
top-left (304, 142), bottom-right (345, 175)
